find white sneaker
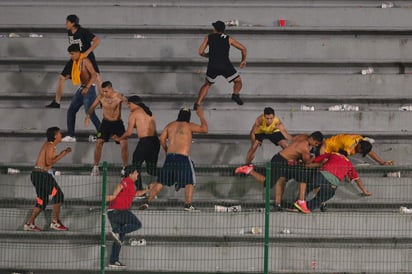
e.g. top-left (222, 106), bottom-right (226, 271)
top-left (62, 136), bottom-right (76, 142)
top-left (108, 261), bottom-right (126, 269)
top-left (91, 165), bottom-right (99, 176)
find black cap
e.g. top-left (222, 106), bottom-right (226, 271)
top-left (212, 21), bottom-right (225, 32)
top-left (127, 95), bottom-right (142, 105)
top-left (123, 165), bottom-right (137, 178)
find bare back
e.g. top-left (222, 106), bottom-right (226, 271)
top-left (279, 134), bottom-right (311, 163)
top-left (130, 109), bottom-right (157, 138)
top-left (99, 91), bottom-right (123, 121)
top-left (162, 121), bottom-right (193, 156)
top-left (35, 142), bottom-right (56, 170)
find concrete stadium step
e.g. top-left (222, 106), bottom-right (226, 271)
top-left (1, 234), bottom-right (410, 273)
top-left (2, 71), bottom-right (412, 100)
top-left (1, 2), bottom-right (412, 28)
top-left (0, 171), bottom-right (410, 205)
top-left (3, 35), bottom-right (412, 62)
top-left (2, 108), bottom-right (412, 136)
top-left (0, 135), bottom-right (408, 165)
top-left (0, 211), bottom-right (411, 273)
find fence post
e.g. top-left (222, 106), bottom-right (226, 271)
top-left (100, 162), bottom-right (108, 274)
top-left (264, 161), bottom-right (271, 274)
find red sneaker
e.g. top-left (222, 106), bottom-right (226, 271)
top-left (50, 220), bottom-right (68, 231)
top-left (235, 164), bottom-right (254, 175)
top-left (294, 200), bottom-right (311, 214)
top-left (24, 223), bottom-right (41, 231)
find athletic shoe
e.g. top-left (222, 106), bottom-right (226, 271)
top-left (273, 204), bottom-right (283, 212)
top-left (50, 220), bottom-right (68, 231)
top-left (235, 164), bottom-right (253, 175)
top-left (184, 203), bottom-right (197, 211)
top-left (193, 103), bottom-right (200, 110)
top-left (294, 200), bottom-right (311, 214)
top-left (91, 165), bottom-right (99, 176)
top-left (24, 223), bottom-right (41, 231)
top-left (108, 261), bottom-right (126, 269)
top-left (110, 231), bottom-right (122, 245)
top-left (120, 167), bottom-right (125, 176)
top-left (138, 203), bottom-right (149, 210)
top-left (320, 203), bottom-right (327, 212)
top-left (231, 93), bottom-right (244, 105)
top-left (62, 136), bottom-right (76, 142)
top-left (45, 100), bottom-right (60, 108)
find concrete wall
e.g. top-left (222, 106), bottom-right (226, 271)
top-left (1, 108), bottom-right (411, 135)
top-left (2, 72), bottom-right (412, 100)
top-left (2, 35), bottom-right (412, 61)
top-left (0, 172), bottom-right (409, 206)
top-left (1, 3), bottom-right (412, 28)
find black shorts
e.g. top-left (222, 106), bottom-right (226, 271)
top-left (255, 132), bottom-right (286, 145)
top-left (31, 171), bottom-right (64, 210)
top-left (60, 53), bottom-right (100, 77)
top-left (97, 119), bottom-right (126, 142)
top-left (206, 63), bottom-right (239, 83)
top-left (269, 153), bottom-right (315, 188)
top-left (157, 153), bottom-right (196, 190)
top-left (133, 136), bottom-right (160, 176)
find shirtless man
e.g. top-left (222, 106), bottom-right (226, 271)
top-left (62, 44), bottom-right (101, 142)
top-left (24, 127), bottom-right (72, 231)
top-left (85, 81), bottom-right (128, 176)
top-left (139, 107), bottom-right (208, 211)
top-left (113, 96), bottom-right (160, 191)
top-left (235, 131), bottom-right (324, 212)
top-left (46, 14), bottom-right (101, 108)
top-left (246, 107), bottom-right (293, 164)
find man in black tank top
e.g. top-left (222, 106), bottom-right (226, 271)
top-left (194, 20), bottom-right (247, 110)
top-left (46, 14), bottom-right (101, 109)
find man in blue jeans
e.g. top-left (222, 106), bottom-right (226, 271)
top-left (62, 44), bottom-right (100, 142)
top-left (106, 165), bottom-right (149, 269)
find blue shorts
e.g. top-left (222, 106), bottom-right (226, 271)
top-left (157, 153), bottom-right (196, 189)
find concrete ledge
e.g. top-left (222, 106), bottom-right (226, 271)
top-left (0, 241), bottom-right (410, 273)
top-left (0, 172), bottom-right (410, 205)
top-left (0, 136), bottom-right (408, 165)
top-left (0, 210), bottom-right (411, 273)
top-left (2, 208), bottom-right (411, 238)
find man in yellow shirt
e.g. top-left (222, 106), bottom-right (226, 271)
top-left (245, 107), bottom-right (292, 164)
top-left (320, 134), bottom-right (393, 165)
